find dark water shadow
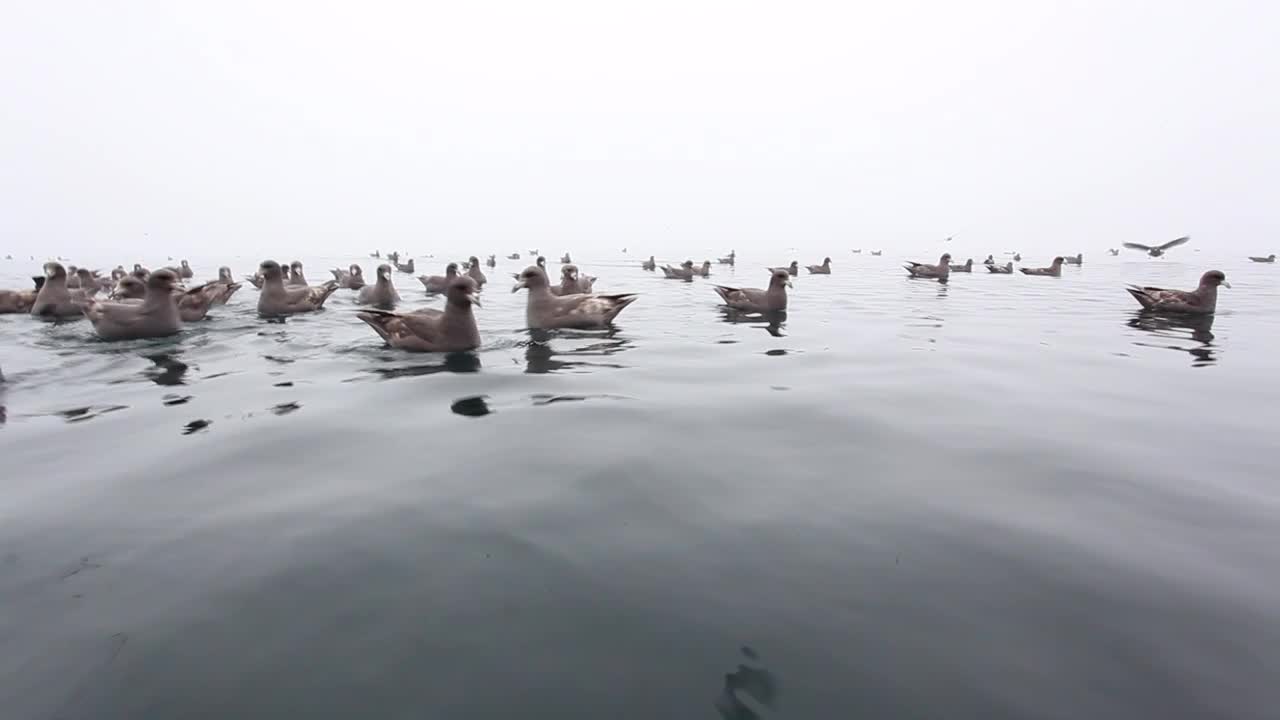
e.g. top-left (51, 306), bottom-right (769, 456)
top-left (144, 352), bottom-right (189, 386)
top-left (718, 309), bottom-right (787, 337)
top-left (369, 352), bottom-right (482, 380)
top-left (714, 647), bottom-right (779, 720)
top-left (450, 395), bottom-right (492, 417)
top-left (1128, 311), bottom-right (1217, 367)
top-left (522, 329), bottom-right (632, 374)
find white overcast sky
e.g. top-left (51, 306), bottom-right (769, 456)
top-left (1, 1), bottom-right (1276, 257)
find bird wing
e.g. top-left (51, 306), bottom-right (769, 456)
top-left (1157, 236), bottom-right (1190, 251)
top-left (86, 299), bottom-right (150, 327)
top-left (713, 285), bottom-right (766, 309)
top-left (1122, 242), bottom-right (1153, 251)
top-left (359, 309), bottom-right (444, 348)
top-left (550, 293), bottom-right (633, 321)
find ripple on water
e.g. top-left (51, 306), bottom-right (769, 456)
top-left (1, 252), bottom-right (1278, 719)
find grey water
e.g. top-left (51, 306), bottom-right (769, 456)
top-left (2, 250), bottom-right (1279, 719)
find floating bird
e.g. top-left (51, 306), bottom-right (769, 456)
top-left (986, 262), bottom-right (1014, 274)
top-left (370, 250), bottom-right (381, 258)
top-left (662, 261), bottom-right (697, 281)
top-left (0, 277), bottom-right (41, 314)
top-left (1123, 236), bottom-right (1190, 257)
top-left (1013, 253), bottom-right (1022, 261)
top-left (388, 251), bottom-right (401, 264)
top-left (691, 261), bottom-right (712, 278)
top-left (870, 250), bottom-right (882, 256)
top-left (332, 264), bottom-right (366, 290)
top-left (466, 256), bottom-right (487, 287)
top-left (717, 251), bottom-right (736, 265)
top-left (1108, 248), bottom-right (1120, 256)
top-left (30, 263), bottom-right (87, 318)
top-left (287, 261), bottom-right (309, 286)
top-left (560, 253), bottom-right (572, 264)
top-left (1126, 270), bottom-right (1228, 314)
top-left (177, 260), bottom-right (194, 279)
top-left (1248, 254), bottom-right (1276, 263)
top-left (851, 248), bottom-right (862, 254)
top-left (175, 282), bottom-right (229, 322)
top-left (713, 268), bottom-right (790, 313)
top-left (904, 254), bottom-right (951, 281)
top-left (256, 260), bottom-right (338, 315)
top-left (536, 256), bottom-right (547, 269)
top-left (69, 268), bottom-right (103, 295)
top-left (1020, 257), bottom-right (1065, 277)
top-left (513, 266), bottom-right (637, 329)
top-left (641, 255), bottom-right (656, 271)
top-left (983, 255), bottom-right (995, 265)
top-left (83, 269), bottom-right (183, 339)
top-left (111, 266), bottom-right (127, 282)
top-left (782, 261), bottom-right (800, 277)
top-left (554, 264), bottom-right (593, 294)
top-left (206, 267), bottom-right (242, 304)
top-left (358, 276), bottom-right (481, 352)
top-left (418, 263), bottom-right (459, 294)
top-left (394, 257), bottom-right (416, 274)
top-left (528, 249), bottom-right (539, 256)
top-left (486, 255), bottom-right (496, 268)
top-left (507, 253), bottom-right (521, 260)
top-left (806, 258), bottom-right (832, 274)
top-left (1064, 253), bottom-right (1083, 265)
top-left (358, 264), bottom-right (401, 309)
top-left (111, 275), bottom-right (146, 299)
top-left (949, 258), bottom-right (974, 273)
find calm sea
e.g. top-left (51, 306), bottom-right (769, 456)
top-left (2, 249), bottom-right (1278, 719)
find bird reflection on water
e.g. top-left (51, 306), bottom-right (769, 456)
top-left (714, 647), bottom-right (778, 720)
top-left (718, 309), bottom-right (787, 337)
top-left (522, 329), bottom-right (632, 374)
top-left (145, 352), bottom-right (189, 386)
top-left (1127, 312), bottom-right (1217, 367)
top-left (368, 351), bottom-right (481, 380)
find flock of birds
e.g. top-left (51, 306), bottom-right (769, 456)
top-left (0, 236), bottom-right (1271, 356)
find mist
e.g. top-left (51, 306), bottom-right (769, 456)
top-left (2, 1), bottom-right (1276, 259)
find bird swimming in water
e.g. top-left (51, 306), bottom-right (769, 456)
top-left (1126, 270), bottom-right (1228, 315)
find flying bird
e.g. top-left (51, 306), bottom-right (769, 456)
top-left (1123, 236), bottom-right (1190, 257)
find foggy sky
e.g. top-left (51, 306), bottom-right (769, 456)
top-left (2, 1), bottom-right (1276, 258)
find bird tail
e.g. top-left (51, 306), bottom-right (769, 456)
top-left (356, 310), bottom-right (395, 341)
top-left (315, 282), bottom-right (340, 307)
top-left (1125, 287), bottom-right (1153, 308)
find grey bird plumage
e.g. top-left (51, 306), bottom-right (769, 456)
top-left (418, 263), bottom-right (459, 294)
top-left (257, 260), bottom-right (339, 315)
top-left (31, 262), bottom-right (88, 318)
top-left (1127, 270), bottom-right (1228, 315)
top-left (513, 266), bottom-right (637, 329)
top-left (905, 254), bottom-right (952, 281)
top-left (358, 276), bottom-right (482, 352)
top-left (358, 264), bottom-right (401, 309)
top-left (806, 258), bottom-right (832, 274)
top-left (1123, 236), bottom-right (1189, 257)
top-left (712, 268), bottom-right (791, 313)
top-left (83, 269), bottom-right (183, 339)
top-left (1020, 257), bottom-right (1065, 277)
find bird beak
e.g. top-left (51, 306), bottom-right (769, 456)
top-left (512, 280), bottom-right (526, 293)
top-left (1222, 281), bottom-right (1231, 289)
top-left (470, 293), bottom-right (482, 308)
top-left (786, 280), bottom-right (794, 289)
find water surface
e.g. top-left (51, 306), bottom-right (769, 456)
top-left (2, 250), bottom-right (1278, 719)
